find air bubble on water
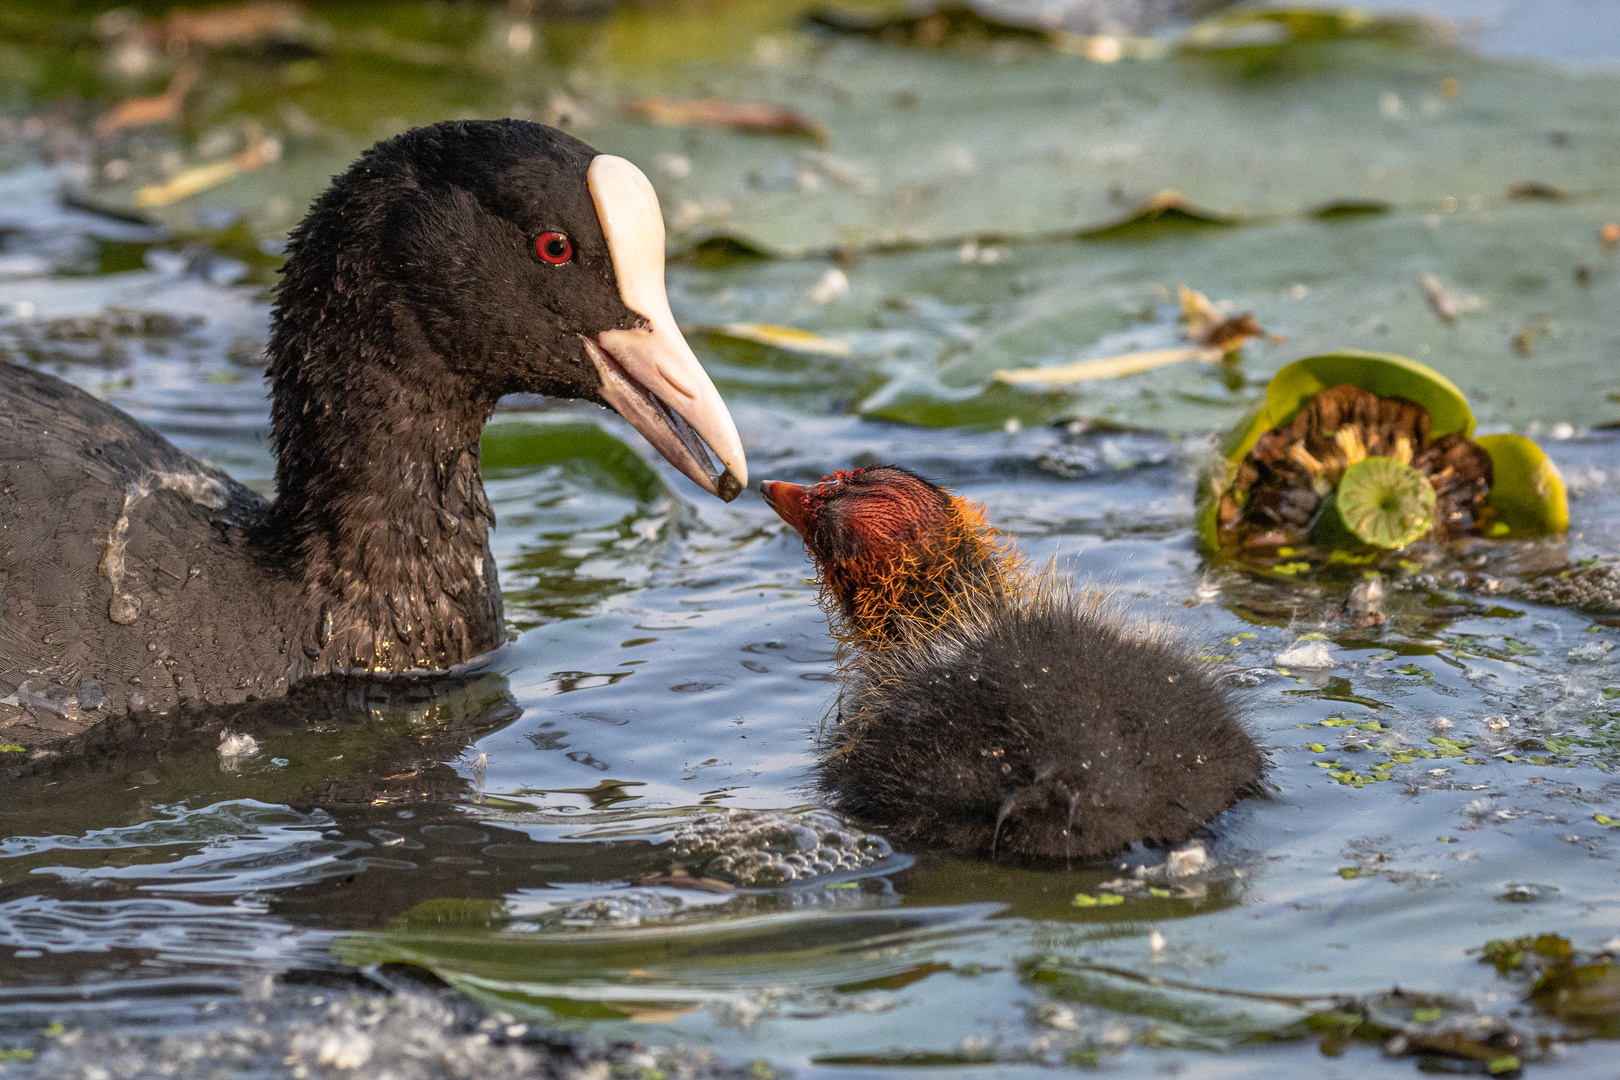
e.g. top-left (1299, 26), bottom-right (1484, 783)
top-left (217, 730), bottom-right (259, 771)
top-left (1165, 842), bottom-right (1209, 878)
top-left (28, 990), bottom-right (734, 1080)
top-left (1275, 642), bottom-right (1332, 669)
top-left (1036, 1003), bottom-right (1079, 1030)
top-left (1568, 640), bottom-right (1615, 662)
top-left (671, 808), bottom-right (893, 887)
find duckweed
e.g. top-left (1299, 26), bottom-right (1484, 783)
top-left (1428, 737), bottom-right (1474, 758)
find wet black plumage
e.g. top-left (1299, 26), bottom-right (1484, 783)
top-left (762, 466), bottom-right (1264, 861)
top-left (824, 587), bottom-right (1264, 860)
top-left (1, 120), bottom-right (743, 751)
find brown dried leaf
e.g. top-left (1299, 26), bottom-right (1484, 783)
top-left (94, 64), bottom-right (198, 137)
top-left (133, 128), bottom-right (282, 209)
top-left (1179, 284), bottom-right (1277, 352)
top-left (623, 97), bottom-right (828, 144)
top-left (145, 2), bottom-right (305, 53)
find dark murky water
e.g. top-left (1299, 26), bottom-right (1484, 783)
top-left (2, 3), bottom-right (1620, 1077)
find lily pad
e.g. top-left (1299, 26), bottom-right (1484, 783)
top-left (52, 2), bottom-right (1620, 266)
top-left (1074, 190), bottom-right (1238, 241)
top-left (481, 419), bottom-right (665, 503)
top-left (20, 1), bottom-right (1620, 438)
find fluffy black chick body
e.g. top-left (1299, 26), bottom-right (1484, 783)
top-left (762, 466), bottom-right (1263, 861)
top-left (826, 586), bottom-right (1263, 860)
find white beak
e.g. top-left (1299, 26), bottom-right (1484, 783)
top-left (585, 155), bottom-right (747, 502)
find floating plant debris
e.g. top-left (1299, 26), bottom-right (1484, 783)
top-left (1199, 351), bottom-right (1568, 571)
top-left (704, 322), bottom-right (853, 357)
top-left (996, 284), bottom-right (1271, 385)
top-left (132, 129), bottom-right (282, 208)
top-left (623, 97), bottom-right (828, 144)
top-left (94, 63), bottom-right (198, 137)
top-left (1482, 933), bottom-right (1620, 1037)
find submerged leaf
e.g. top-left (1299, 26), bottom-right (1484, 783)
top-left (481, 419), bottom-right (665, 502)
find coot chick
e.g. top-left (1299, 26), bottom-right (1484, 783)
top-left (1, 120), bottom-right (746, 751)
top-left (761, 466), bottom-right (1263, 861)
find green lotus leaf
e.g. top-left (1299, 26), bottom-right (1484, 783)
top-left (1200, 350), bottom-right (1473, 555)
top-left (1476, 434), bottom-right (1570, 538)
top-left (1198, 351), bottom-right (1566, 559)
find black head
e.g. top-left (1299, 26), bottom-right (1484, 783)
top-left (363, 121), bottom-right (632, 397)
top-left (271, 119), bottom-right (744, 500)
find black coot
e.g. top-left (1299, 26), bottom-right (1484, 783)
top-left (1, 120), bottom-right (746, 751)
top-left (761, 466), bottom-right (1263, 861)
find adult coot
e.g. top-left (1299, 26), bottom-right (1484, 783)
top-left (761, 466), bottom-right (1263, 861)
top-left (1, 120), bottom-right (746, 751)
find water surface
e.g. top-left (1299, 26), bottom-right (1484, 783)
top-left (2, 3), bottom-right (1619, 1076)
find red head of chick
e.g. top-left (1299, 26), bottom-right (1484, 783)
top-left (763, 465), bottom-right (1264, 863)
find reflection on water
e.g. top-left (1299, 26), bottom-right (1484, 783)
top-left (3, 353), bottom-right (1615, 1070)
top-left (3, 250), bottom-right (1619, 1072)
top-left (4, 3), bottom-right (1620, 1075)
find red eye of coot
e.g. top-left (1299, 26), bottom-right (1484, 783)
top-left (535, 231), bottom-right (573, 264)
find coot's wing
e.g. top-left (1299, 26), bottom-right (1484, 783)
top-left (1, 364), bottom-right (286, 751)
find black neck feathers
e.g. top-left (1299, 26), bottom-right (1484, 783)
top-left (261, 134), bottom-right (507, 676)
